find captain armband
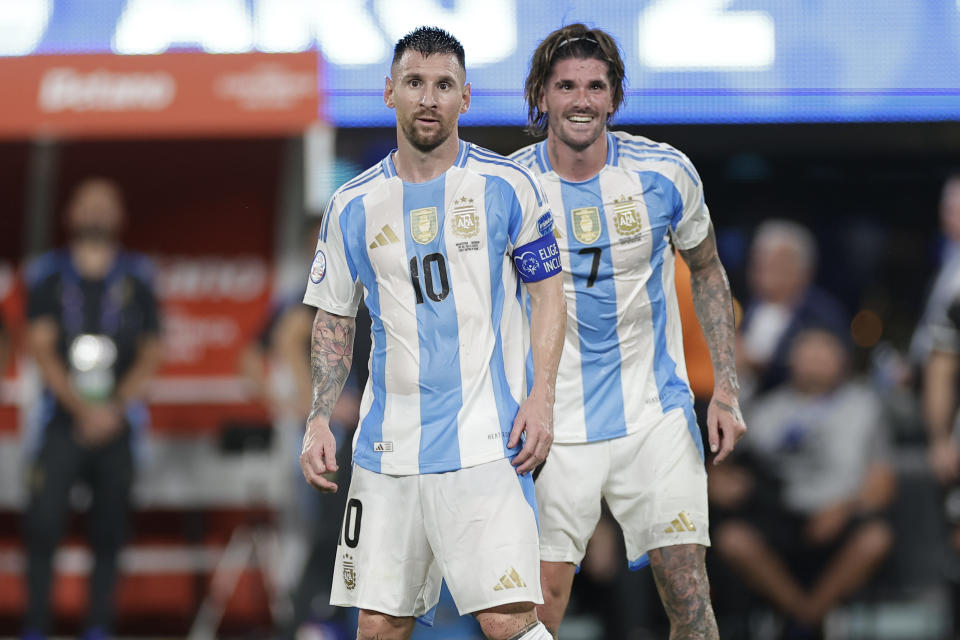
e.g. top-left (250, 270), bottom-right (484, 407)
top-left (512, 233), bottom-right (562, 283)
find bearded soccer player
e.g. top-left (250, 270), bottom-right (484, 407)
top-left (299, 26), bottom-right (566, 640)
top-left (510, 24), bottom-right (746, 639)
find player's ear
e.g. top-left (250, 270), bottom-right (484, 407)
top-left (384, 76), bottom-right (395, 109)
top-left (537, 89), bottom-right (547, 116)
top-left (460, 82), bottom-right (471, 114)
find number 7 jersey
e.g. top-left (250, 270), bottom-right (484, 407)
top-left (511, 131), bottom-right (709, 450)
top-left (304, 140), bottom-right (559, 475)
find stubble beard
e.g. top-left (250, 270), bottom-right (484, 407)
top-left (549, 113), bottom-right (606, 153)
top-left (401, 117), bottom-right (453, 153)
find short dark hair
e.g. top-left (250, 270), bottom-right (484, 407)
top-left (392, 26), bottom-right (465, 74)
top-left (524, 24), bottom-right (626, 136)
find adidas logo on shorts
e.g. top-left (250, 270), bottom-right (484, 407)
top-left (492, 567), bottom-right (526, 591)
top-left (663, 511), bottom-right (697, 533)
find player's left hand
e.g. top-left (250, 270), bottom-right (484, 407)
top-left (509, 388), bottom-right (554, 475)
top-left (707, 391), bottom-right (746, 465)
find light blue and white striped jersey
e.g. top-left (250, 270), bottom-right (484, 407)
top-left (511, 130), bottom-right (708, 452)
top-left (304, 140), bottom-right (560, 475)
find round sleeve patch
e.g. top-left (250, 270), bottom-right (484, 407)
top-left (309, 249), bottom-right (327, 284)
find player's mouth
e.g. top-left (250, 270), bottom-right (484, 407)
top-left (566, 114), bottom-right (595, 124)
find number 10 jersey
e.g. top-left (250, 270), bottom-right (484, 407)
top-left (304, 140), bottom-right (559, 476)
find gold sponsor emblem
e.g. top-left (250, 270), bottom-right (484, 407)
top-left (663, 511), bottom-right (697, 533)
top-left (492, 567), bottom-right (527, 591)
top-left (612, 195), bottom-right (642, 237)
top-left (571, 206), bottom-right (601, 245)
top-left (451, 196), bottom-right (480, 239)
top-left (343, 553), bottom-right (357, 590)
top-left (410, 206), bottom-right (439, 244)
top-left (369, 224), bottom-right (401, 249)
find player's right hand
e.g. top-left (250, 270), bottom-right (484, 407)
top-left (300, 419), bottom-right (339, 493)
top-left (509, 388), bottom-right (554, 475)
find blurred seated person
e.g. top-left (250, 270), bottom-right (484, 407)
top-left (22, 178), bottom-right (162, 640)
top-left (739, 220), bottom-right (847, 397)
top-left (712, 328), bottom-right (895, 630)
top-left (910, 173), bottom-right (960, 370)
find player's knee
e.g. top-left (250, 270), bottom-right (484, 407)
top-left (475, 601), bottom-right (537, 640)
top-left (357, 609), bottom-right (414, 640)
top-left (713, 519), bottom-right (762, 562)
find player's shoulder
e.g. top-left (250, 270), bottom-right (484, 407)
top-left (610, 130), bottom-right (701, 184)
top-left (464, 142), bottom-right (545, 199)
top-left (507, 141), bottom-right (543, 173)
top-left (24, 249), bottom-right (68, 288)
top-left (330, 159), bottom-right (392, 209)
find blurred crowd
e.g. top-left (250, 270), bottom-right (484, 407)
top-left (3, 172), bottom-right (960, 640)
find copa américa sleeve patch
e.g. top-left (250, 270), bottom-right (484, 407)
top-left (513, 233), bottom-right (562, 283)
top-left (309, 249), bottom-right (327, 284)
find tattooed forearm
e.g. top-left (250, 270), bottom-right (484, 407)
top-left (308, 309), bottom-right (356, 423)
top-left (649, 544), bottom-right (718, 640)
top-left (680, 225), bottom-right (739, 398)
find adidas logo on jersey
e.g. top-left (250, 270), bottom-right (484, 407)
top-left (373, 441), bottom-right (393, 452)
top-left (369, 224), bottom-right (401, 249)
top-left (663, 511), bottom-right (697, 533)
top-left (492, 567), bottom-right (526, 591)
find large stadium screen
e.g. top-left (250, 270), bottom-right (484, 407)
top-left (3, 0), bottom-right (960, 125)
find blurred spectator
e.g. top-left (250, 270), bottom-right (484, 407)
top-left (712, 328), bottom-right (896, 634)
top-left (22, 178), bottom-right (162, 640)
top-left (910, 174), bottom-right (960, 369)
top-left (738, 220), bottom-right (847, 398)
top-left (0, 312), bottom-right (8, 376)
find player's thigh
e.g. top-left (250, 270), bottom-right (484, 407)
top-left (330, 465), bottom-right (441, 619)
top-left (534, 440), bottom-right (607, 565)
top-left (604, 409), bottom-right (710, 565)
top-left (423, 458), bottom-right (542, 615)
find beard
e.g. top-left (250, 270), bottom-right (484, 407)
top-left (400, 113), bottom-right (454, 153)
top-left (549, 111), bottom-right (606, 152)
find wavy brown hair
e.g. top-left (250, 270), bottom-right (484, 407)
top-left (524, 24), bottom-right (625, 136)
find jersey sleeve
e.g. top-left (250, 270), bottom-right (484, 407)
top-left (668, 153), bottom-right (712, 251)
top-left (507, 167), bottom-right (561, 283)
top-left (303, 196), bottom-right (363, 317)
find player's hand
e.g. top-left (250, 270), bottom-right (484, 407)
top-left (509, 387), bottom-right (554, 475)
top-left (707, 391), bottom-right (746, 465)
top-left (75, 402), bottom-right (123, 447)
top-left (930, 437), bottom-right (960, 485)
top-left (300, 417), bottom-right (339, 493)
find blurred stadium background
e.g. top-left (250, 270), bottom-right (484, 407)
top-left (0, 1), bottom-right (959, 638)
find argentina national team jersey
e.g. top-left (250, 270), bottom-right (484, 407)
top-left (304, 140), bottom-right (559, 475)
top-left (511, 130), bottom-right (708, 450)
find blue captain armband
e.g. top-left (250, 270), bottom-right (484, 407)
top-left (512, 233), bottom-right (562, 283)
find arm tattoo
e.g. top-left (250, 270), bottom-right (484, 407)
top-left (680, 224), bottom-right (740, 399)
top-left (649, 544), bottom-right (719, 639)
top-left (308, 309), bottom-right (356, 423)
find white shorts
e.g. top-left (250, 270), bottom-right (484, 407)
top-left (536, 408), bottom-right (710, 568)
top-left (330, 457), bottom-right (542, 618)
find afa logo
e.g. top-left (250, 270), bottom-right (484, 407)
top-left (514, 251), bottom-right (540, 278)
top-left (309, 249), bottom-right (326, 284)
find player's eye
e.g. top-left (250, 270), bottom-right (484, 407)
top-left (439, 82), bottom-right (450, 90)
top-left (409, 79), bottom-right (421, 88)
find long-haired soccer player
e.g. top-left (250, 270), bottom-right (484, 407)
top-left (511, 24), bottom-right (746, 639)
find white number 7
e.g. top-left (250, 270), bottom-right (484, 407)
top-left (638, 0), bottom-right (775, 70)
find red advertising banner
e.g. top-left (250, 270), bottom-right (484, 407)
top-left (0, 52), bottom-right (321, 139)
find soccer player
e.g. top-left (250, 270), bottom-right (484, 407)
top-left (510, 25), bottom-right (746, 639)
top-left (299, 27), bottom-right (565, 640)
